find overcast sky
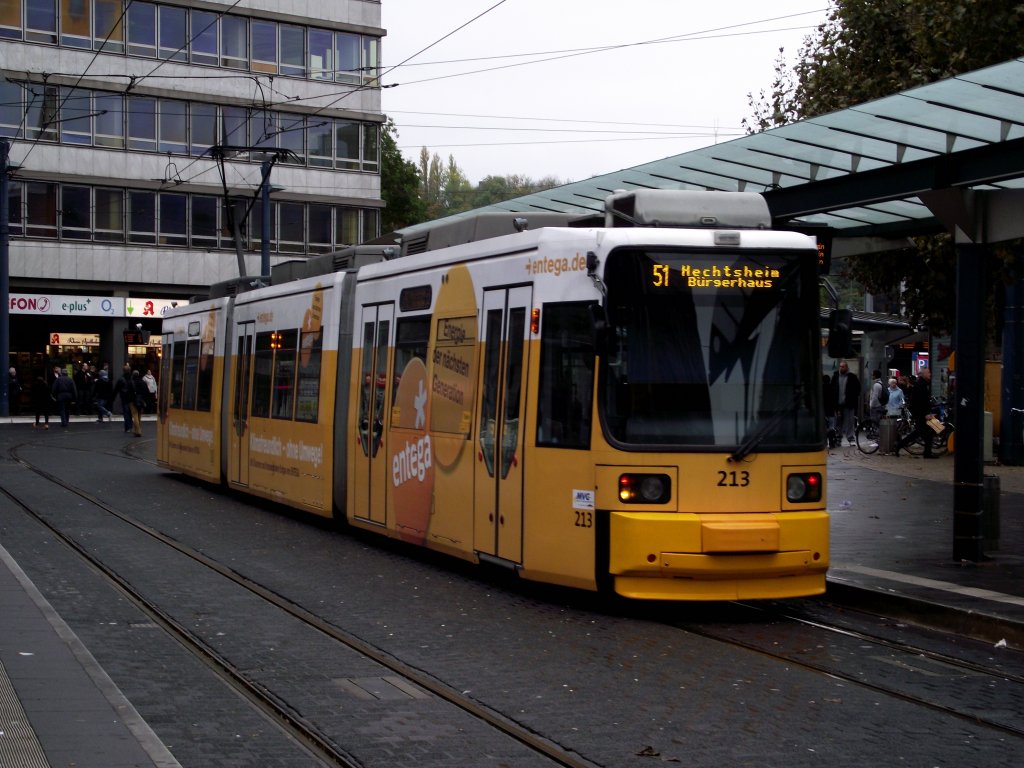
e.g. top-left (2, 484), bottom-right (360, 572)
top-left (379, 1), bottom-right (831, 185)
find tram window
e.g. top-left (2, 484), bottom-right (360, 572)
top-left (295, 328), bottom-right (323, 423)
top-left (392, 316), bottom-right (429, 416)
top-left (536, 302), bottom-right (596, 448)
top-left (272, 329), bottom-right (298, 419)
top-left (182, 339), bottom-right (200, 409)
top-left (196, 339), bottom-right (214, 411)
top-left (170, 340), bottom-right (186, 408)
top-left (251, 332), bottom-right (274, 418)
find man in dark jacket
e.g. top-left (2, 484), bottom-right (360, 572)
top-left (51, 367), bottom-right (77, 429)
top-left (896, 367), bottom-right (936, 458)
top-left (111, 364), bottom-right (133, 433)
top-left (831, 360), bottom-right (861, 447)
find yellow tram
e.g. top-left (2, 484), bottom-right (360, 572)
top-left (158, 190), bottom-right (829, 600)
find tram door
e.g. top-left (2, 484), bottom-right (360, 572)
top-left (354, 304), bottom-right (393, 525)
top-left (230, 321), bottom-right (255, 487)
top-left (474, 286), bottom-right (532, 563)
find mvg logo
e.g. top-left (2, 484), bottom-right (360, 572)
top-left (572, 490), bottom-right (595, 511)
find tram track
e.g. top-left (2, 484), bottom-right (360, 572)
top-left (668, 599), bottom-right (1024, 740)
top-left (3, 442), bottom-right (597, 768)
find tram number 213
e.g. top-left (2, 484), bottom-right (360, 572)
top-left (718, 470), bottom-right (751, 487)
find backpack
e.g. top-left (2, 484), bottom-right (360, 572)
top-left (878, 386), bottom-right (889, 406)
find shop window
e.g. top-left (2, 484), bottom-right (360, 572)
top-left (272, 329), bottom-right (298, 419)
top-left (335, 121), bottom-right (359, 171)
top-left (295, 328), bottom-right (323, 423)
top-left (128, 190), bottom-right (156, 244)
top-left (280, 24), bottom-right (305, 77)
top-left (61, 185), bottom-right (91, 240)
top-left (127, 96), bottom-right (156, 151)
top-left (308, 28), bottom-right (333, 80)
top-left (158, 98), bottom-right (187, 154)
top-left (158, 4), bottom-right (186, 61)
top-left (190, 195), bottom-right (218, 248)
top-left (25, 0), bottom-right (57, 44)
top-left (158, 192), bottom-right (187, 246)
top-left (190, 9), bottom-right (218, 66)
top-left (126, 1), bottom-right (155, 57)
top-left (93, 0), bottom-right (124, 53)
top-left (94, 92), bottom-right (124, 148)
top-left (60, 0), bottom-right (90, 48)
top-left (25, 182), bottom-right (57, 238)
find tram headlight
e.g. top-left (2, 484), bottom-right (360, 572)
top-left (786, 472), bottom-right (822, 503)
top-left (618, 473), bottom-right (671, 504)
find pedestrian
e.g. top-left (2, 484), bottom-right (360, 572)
top-left (831, 360), bottom-right (861, 447)
top-left (896, 367), bottom-right (936, 458)
top-left (129, 369), bottom-right (145, 437)
top-left (884, 377), bottom-right (905, 418)
top-left (868, 369), bottom-right (885, 423)
top-left (31, 373), bottom-right (50, 429)
top-left (51, 366), bottom-right (78, 429)
top-left (8, 366), bottom-right (21, 415)
top-left (92, 369), bottom-right (114, 422)
top-left (111, 364), bottom-right (134, 433)
top-left (142, 368), bottom-right (158, 413)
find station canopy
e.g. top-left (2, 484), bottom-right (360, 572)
top-left (401, 57), bottom-right (1024, 242)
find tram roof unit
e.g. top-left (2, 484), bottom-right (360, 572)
top-left (397, 189), bottom-right (777, 259)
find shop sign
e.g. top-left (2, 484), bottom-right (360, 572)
top-left (10, 294), bottom-right (125, 317)
top-left (127, 298), bottom-right (188, 318)
top-left (49, 333), bottom-right (101, 346)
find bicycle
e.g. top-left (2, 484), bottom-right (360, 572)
top-left (856, 406), bottom-right (919, 455)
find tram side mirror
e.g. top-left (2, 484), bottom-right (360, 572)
top-left (828, 309), bottom-right (853, 358)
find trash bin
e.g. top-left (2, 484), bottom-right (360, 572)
top-left (983, 474), bottom-right (1000, 552)
top-left (878, 418), bottom-right (898, 454)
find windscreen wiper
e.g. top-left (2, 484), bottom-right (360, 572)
top-left (729, 387), bottom-right (804, 463)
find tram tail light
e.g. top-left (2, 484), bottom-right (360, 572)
top-left (618, 473), bottom-right (671, 504)
top-left (786, 472), bottom-right (822, 503)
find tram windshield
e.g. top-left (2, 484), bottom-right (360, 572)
top-left (600, 247), bottom-right (822, 450)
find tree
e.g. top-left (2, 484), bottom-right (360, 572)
top-left (747, 0), bottom-right (1024, 331)
top-left (380, 119), bottom-right (425, 234)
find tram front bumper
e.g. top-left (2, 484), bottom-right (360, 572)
top-left (608, 510), bottom-right (829, 579)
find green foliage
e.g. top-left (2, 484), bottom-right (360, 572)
top-left (746, 0), bottom-right (1024, 331)
top-left (380, 119), bottom-right (426, 233)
